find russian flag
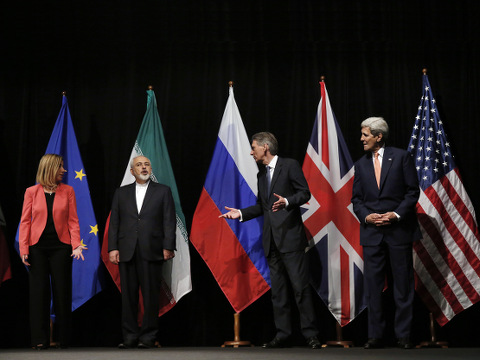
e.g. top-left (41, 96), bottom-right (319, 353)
top-left (190, 84), bottom-right (270, 313)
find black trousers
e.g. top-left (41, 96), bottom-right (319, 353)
top-left (267, 240), bottom-right (318, 340)
top-left (28, 244), bottom-right (72, 346)
top-left (363, 241), bottom-right (414, 339)
top-left (118, 245), bottom-right (163, 345)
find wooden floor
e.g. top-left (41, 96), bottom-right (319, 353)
top-left (1, 346), bottom-right (480, 360)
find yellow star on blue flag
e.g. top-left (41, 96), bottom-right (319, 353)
top-left (89, 224), bottom-right (99, 236)
top-left (13, 94), bottom-right (104, 313)
top-left (75, 169), bottom-right (86, 181)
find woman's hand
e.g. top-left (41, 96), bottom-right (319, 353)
top-left (72, 245), bottom-right (87, 261)
top-left (21, 254), bottom-right (31, 266)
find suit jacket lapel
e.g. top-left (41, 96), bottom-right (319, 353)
top-left (127, 183), bottom-right (139, 215)
top-left (365, 153), bottom-right (378, 189)
top-left (53, 183), bottom-right (64, 209)
top-left (379, 147), bottom-right (394, 189)
top-left (35, 184), bottom-right (47, 212)
top-left (269, 158), bottom-right (282, 197)
top-left (139, 182), bottom-right (154, 215)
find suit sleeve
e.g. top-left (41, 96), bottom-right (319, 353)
top-left (241, 172), bottom-right (265, 221)
top-left (67, 187), bottom-right (81, 250)
top-left (108, 188), bottom-right (120, 252)
top-left (351, 163), bottom-right (369, 225)
top-left (19, 188), bottom-right (34, 256)
top-left (394, 152), bottom-right (420, 218)
top-left (162, 187), bottom-right (177, 251)
top-left (285, 159), bottom-right (310, 207)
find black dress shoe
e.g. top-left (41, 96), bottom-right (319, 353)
top-left (262, 337), bottom-right (288, 348)
top-left (364, 338), bottom-right (384, 349)
top-left (33, 344), bottom-right (49, 350)
top-left (138, 341), bottom-right (155, 349)
top-left (397, 338), bottom-right (414, 349)
top-left (306, 336), bottom-right (322, 349)
top-left (118, 340), bottom-right (137, 349)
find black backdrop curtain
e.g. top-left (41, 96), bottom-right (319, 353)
top-left (1, 1), bottom-right (480, 347)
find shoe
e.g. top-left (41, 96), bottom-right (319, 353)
top-left (364, 338), bottom-right (384, 349)
top-left (33, 344), bottom-right (48, 350)
top-left (118, 340), bottom-right (137, 349)
top-left (138, 341), bottom-right (155, 349)
top-left (397, 338), bottom-right (414, 349)
top-left (306, 336), bottom-right (322, 349)
top-left (262, 337), bottom-right (288, 348)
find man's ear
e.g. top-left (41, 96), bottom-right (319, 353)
top-left (130, 168), bottom-right (134, 175)
top-left (377, 133), bottom-right (383, 143)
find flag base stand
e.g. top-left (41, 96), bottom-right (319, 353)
top-left (325, 322), bottom-right (353, 348)
top-left (222, 312), bottom-right (253, 348)
top-left (49, 318), bottom-right (58, 348)
top-left (417, 313), bottom-right (448, 348)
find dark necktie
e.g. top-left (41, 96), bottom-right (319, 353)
top-left (266, 165), bottom-right (272, 193)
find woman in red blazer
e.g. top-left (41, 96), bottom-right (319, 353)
top-left (19, 154), bottom-right (85, 349)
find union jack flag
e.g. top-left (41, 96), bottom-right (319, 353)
top-left (408, 72), bottom-right (480, 326)
top-left (302, 80), bottom-right (366, 326)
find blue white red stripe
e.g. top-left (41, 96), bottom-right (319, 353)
top-left (190, 86), bottom-right (270, 313)
top-left (302, 81), bottom-right (365, 326)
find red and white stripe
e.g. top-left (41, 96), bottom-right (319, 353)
top-left (414, 168), bottom-right (480, 325)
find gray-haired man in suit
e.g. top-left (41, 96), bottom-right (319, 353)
top-left (352, 117), bottom-right (420, 349)
top-left (109, 155), bottom-right (176, 349)
top-left (221, 132), bottom-right (321, 349)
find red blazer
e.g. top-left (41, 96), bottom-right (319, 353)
top-left (19, 183), bottom-right (81, 256)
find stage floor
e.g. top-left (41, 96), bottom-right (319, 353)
top-left (1, 346), bottom-right (479, 360)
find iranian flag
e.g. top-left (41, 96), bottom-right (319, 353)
top-left (101, 88), bottom-right (192, 316)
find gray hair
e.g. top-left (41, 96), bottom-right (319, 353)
top-left (361, 117), bottom-right (389, 141)
top-left (252, 132), bottom-right (278, 155)
top-left (130, 155), bottom-right (151, 168)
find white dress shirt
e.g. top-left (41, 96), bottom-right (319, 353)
top-left (135, 180), bottom-right (150, 213)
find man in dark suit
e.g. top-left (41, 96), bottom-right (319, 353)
top-left (351, 117), bottom-right (420, 349)
top-left (108, 155), bottom-right (176, 349)
top-left (220, 132), bottom-right (321, 349)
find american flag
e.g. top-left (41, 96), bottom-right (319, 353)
top-left (408, 72), bottom-right (480, 326)
top-left (302, 81), bottom-right (365, 326)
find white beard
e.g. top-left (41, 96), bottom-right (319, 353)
top-left (138, 173), bottom-right (151, 181)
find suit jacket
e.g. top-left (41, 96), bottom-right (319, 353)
top-left (242, 157), bottom-right (310, 255)
top-left (108, 181), bottom-right (176, 262)
top-left (19, 183), bottom-right (81, 256)
top-left (351, 147), bottom-right (421, 246)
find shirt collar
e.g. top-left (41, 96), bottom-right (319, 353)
top-left (135, 180), bottom-right (150, 188)
top-left (267, 155), bottom-right (279, 169)
top-left (374, 146), bottom-right (385, 158)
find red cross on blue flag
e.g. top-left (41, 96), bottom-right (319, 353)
top-left (302, 80), bottom-right (366, 326)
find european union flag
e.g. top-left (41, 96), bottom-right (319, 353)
top-left (43, 94), bottom-right (103, 311)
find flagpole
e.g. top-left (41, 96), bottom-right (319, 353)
top-left (414, 68), bottom-right (448, 349)
top-left (48, 89), bottom-right (65, 348)
top-left (313, 76), bottom-right (354, 348)
top-left (220, 81), bottom-right (252, 348)
top-left (418, 313), bottom-right (448, 348)
top-left (222, 312), bottom-right (252, 348)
